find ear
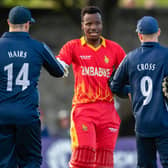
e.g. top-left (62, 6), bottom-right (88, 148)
top-left (7, 19), bottom-right (10, 25)
top-left (157, 28), bottom-right (161, 36)
top-left (138, 33), bottom-right (142, 41)
top-left (81, 21), bottom-right (84, 30)
top-left (25, 22), bottom-right (28, 28)
top-left (24, 22), bottom-right (30, 32)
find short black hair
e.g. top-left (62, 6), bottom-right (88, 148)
top-left (81, 6), bottom-right (102, 20)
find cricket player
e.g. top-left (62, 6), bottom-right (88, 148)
top-left (57, 6), bottom-right (126, 168)
top-left (0, 6), bottom-right (65, 168)
top-left (110, 16), bottom-right (168, 168)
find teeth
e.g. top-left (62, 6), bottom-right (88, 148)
top-left (90, 33), bottom-right (98, 35)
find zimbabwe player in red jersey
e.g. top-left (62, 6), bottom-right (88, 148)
top-left (56, 6), bottom-right (126, 168)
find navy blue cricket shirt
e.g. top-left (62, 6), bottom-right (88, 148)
top-left (0, 32), bottom-right (64, 124)
top-left (111, 42), bottom-right (168, 137)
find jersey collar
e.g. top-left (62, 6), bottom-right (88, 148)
top-left (141, 42), bottom-right (160, 47)
top-left (80, 36), bottom-right (106, 47)
top-left (2, 32), bottom-right (30, 38)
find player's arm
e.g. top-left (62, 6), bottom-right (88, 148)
top-left (56, 40), bottom-right (74, 77)
top-left (109, 42), bottom-right (131, 98)
top-left (109, 56), bottom-right (131, 98)
top-left (56, 58), bottom-right (69, 77)
top-left (42, 43), bottom-right (64, 77)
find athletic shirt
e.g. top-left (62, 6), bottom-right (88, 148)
top-left (0, 32), bottom-right (64, 124)
top-left (57, 36), bottom-right (125, 105)
top-left (111, 42), bottom-right (168, 137)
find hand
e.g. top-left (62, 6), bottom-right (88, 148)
top-left (162, 76), bottom-right (168, 100)
top-left (63, 66), bottom-right (69, 78)
top-left (56, 58), bottom-right (69, 77)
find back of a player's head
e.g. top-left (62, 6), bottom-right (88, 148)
top-left (81, 6), bottom-right (102, 20)
top-left (8, 6), bottom-right (35, 24)
top-left (136, 16), bottom-right (159, 34)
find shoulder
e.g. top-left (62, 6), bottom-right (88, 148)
top-left (123, 48), bottom-right (139, 64)
top-left (159, 44), bottom-right (168, 52)
top-left (105, 39), bottom-right (123, 49)
top-left (29, 38), bottom-right (52, 53)
top-left (157, 45), bottom-right (168, 61)
top-left (22, 37), bottom-right (43, 50)
top-left (127, 47), bottom-right (140, 57)
top-left (63, 39), bottom-right (81, 47)
top-left (104, 39), bottom-right (125, 55)
top-left (29, 37), bottom-right (44, 47)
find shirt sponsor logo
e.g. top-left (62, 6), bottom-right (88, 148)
top-left (104, 56), bottom-right (109, 64)
top-left (82, 124), bottom-right (88, 131)
top-left (108, 127), bottom-right (118, 132)
top-left (8, 50), bottom-right (27, 59)
top-left (80, 55), bottom-right (91, 60)
top-left (81, 66), bottom-right (110, 78)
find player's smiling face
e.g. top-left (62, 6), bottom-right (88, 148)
top-left (81, 13), bottom-right (103, 46)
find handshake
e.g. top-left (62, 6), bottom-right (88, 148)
top-left (162, 76), bottom-right (168, 100)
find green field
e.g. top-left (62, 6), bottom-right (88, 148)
top-left (137, 0), bottom-right (168, 7)
top-left (1, 0), bottom-right (85, 9)
top-left (2, 0), bottom-right (168, 9)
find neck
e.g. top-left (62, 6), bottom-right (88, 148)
top-left (8, 22), bottom-right (29, 33)
top-left (85, 37), bottom-right (101, 47)
top-left (141, 38), bottom-right (158, 43)
top-left (9, 28), bottom-right (27, 32)
top-left (138, 31), bottom-right (160, 43)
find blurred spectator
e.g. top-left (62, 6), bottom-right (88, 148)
top-left (55, 109), bottom-right (70, 138)
top-left (144, 0), bottom-right (156, 9)
top-left (122, 0), bottom-right (156, 9)
top-left (122, 0), bottom-right (136, 8)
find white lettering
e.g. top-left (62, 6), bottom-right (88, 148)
top-left (80, 55), bottom-right (91, 59)
top-left (8, 50), bottom-right (27, 59)
top-left (137, 63), bottom-right (156, 71)
top-left (8, 51), bottom-right (13, 58)
top-left (81, 66), bottom-right (110, 78)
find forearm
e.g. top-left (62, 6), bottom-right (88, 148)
top-left (110, 81), bottom-right (131, 98)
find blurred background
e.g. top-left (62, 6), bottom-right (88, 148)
top-left (0, 0), bottom-right (167, 167)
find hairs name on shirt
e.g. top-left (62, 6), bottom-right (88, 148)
top-left (8, 50), bottom-right (27, 59)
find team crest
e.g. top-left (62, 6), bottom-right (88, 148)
top-left (104, 56), bottom-right (109, 64)
top-left (82, 124), bottom-right (88, 131)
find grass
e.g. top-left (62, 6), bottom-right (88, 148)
top-left (3, 0), bottom-right (168, 9)
top-left (1, 0), bottom-right (85, 9)
top-left (1, 0), bottom-right (58, 9)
